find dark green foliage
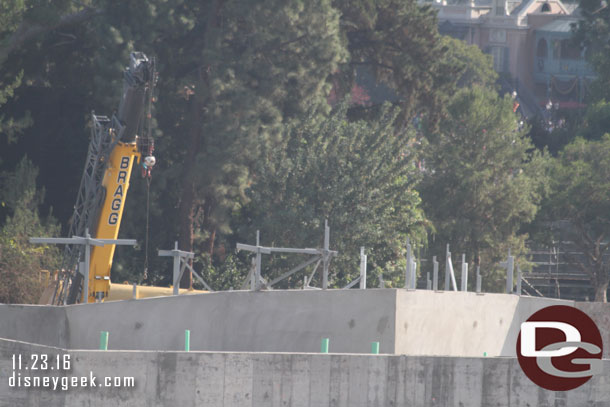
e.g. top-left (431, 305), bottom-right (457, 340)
top-left (2, 0), bottom-right (349, 288)
top-left (196, 253), bottom-right (249, 292)
top-left (573, 0), bottom-right (610, 101)
top-left (420, 87), bottom-right (549, 290)
top-left (237, 103), bottom-right (427, 288)
top-left (0, 157), bottom-right (60, 303)
top-left (333, 0), bottom-right (461, 126)
top-left (539, 136), bottom-right (610, 301)
top-left (578, 100), bottom-right (610, 140)
top-left (438, 36), bottom-right (498, 89)
top-left (0, 0), bottom-right (561, 298)
top-left (0, 0), bottom-right (27, 33)
top-left (0, 71), bottom-right (32, 144)
top-left (528, 109), bottom-right (585, 155)
top-left (144, 0), bottom-right (348, 273)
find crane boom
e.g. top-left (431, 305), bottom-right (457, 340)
top-left (55, 52), bottom-right (156, 305)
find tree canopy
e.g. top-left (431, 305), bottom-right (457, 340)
top-left (419, 87), bottom-right (548, 290)
top-left (573, 0), bottom-right (610, 101)
top-left (1, 0), bottom-right (608, 303)
top-left (333, 0), bottom-right (462, 126)
top-left (540, 135), bottom-right (610, 302)
top-left (0, 157), bottom-right (60, 303)
top-left (237, 103), bottom-right (427, 288)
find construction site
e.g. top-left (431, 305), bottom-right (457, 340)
top-left (1, 289), bottom-right (609, 406)
top-left (1, 31), bottom-right (609, 405)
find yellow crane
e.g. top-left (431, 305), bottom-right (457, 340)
top-left (54, 52), bottom-right (157, 304)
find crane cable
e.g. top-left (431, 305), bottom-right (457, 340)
top-left (143, 176), bottom-right (151, 281)
top-left (141, 58), bottom-right (156, 283)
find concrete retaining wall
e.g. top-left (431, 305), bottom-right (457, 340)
top-left (394, 290), bottom-right (575, 357)
top-left (0, 289), bottom-right (608, 357)
top-left (64, 289), bottom-right (397, 353)
top-left (1, 338), bottom-right (608, 407)
top-left (575, 302), bottom-right (610, 360)
top-left (0, 304), bottom-right (68, 348)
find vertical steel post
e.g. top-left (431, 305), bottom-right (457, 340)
top-left (359, 246), bottom-right (367, 289)
top-left (476, 266), bottom-right (482, 293)
top-left (255, 230), bottom-right (261, 290)
top-left (506, 249), bottom-right (514, 294)
top-left (322, 220), bottom-right (330, 289)
top-left (444, 245), bottom-right (458, 291)
top-left (405, 238), bottom-right (412, 289)
top-left (83, 229), bottom-right (91, 303)
top-left (172, 241), bottom-right (180, 296)
top-left (160, 243), bottom-right (195, 295)
top-left (444, 245), bottom-right (450, 291)
top-left (250, 258), bottom-right (256, 290)
top-left (516, 265), bottom-right (522, 296)
top-left (132, 283), bottom-right (137, 299)
top-left (78, 261), bottom-right (85, 304)
top-left (461, 253), bottom-right (468, 292)
top-left (411, 259), bottom-right (417, 289)
top-left (433, 256), bottom-right (439, 291)
top-left (426, 272), bottom-right (431, 290)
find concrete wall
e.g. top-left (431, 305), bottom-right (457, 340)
top-left (394, 290), bottom-right (574, 357)
top-left (63, 289), bottom-right (396, 353)
top-left (0, 304), bottom-right (68, 348)
top-left (6, 289), bottom-right (394, 354)
top-left (1, 338), bottom-right (608, 407)
top-left (575, 302), bottom-right (610, 359)
top-left (0, 289), bottom-right (608, 357)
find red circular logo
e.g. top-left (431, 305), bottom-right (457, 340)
top-left (516, 305), bottom-right (603, 391)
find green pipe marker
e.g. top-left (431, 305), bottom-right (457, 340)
top-left (185, 329), bottom-right (191, 352)
top-left (99, 331), bottom-right (108, 350)
top-left (321, 338), bottom-right (329, 353)
top-left (371, 341), bottom-right (380, 354)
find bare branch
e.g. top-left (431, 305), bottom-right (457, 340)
top-left (263, 34), bottom-right (308, 53)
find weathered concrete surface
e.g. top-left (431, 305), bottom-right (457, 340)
top-left (0, 290), bottom-right (392, 353)
top-left (62, 289), bottom-right (396, 353)
top-left (1, 338), bottom-right (608, 407)
top-left (0, 289), bottom-right (608, 357)
top-left (575, 302), bottom-right (610, 359)
top-left (394, 290), bottom-right (574, 357)
top-left (0, 304), bottom-right (68, 348)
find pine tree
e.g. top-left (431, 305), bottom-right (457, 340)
top-left (419, 87), bottom-right (548, 290)
top-left (332, 0), bottom-right (462, 125)
top-left (142, 0), bottom-right (348, 283)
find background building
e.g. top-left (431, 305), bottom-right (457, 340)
top-left (429, 0), bottom-right (595, 117)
